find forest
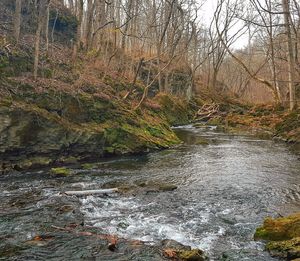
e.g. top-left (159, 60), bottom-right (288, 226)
top-left (0, 0), bottom-right (300, 260)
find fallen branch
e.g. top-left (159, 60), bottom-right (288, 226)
top-left (64, 188), bottom-right (118, 196)
top-left (195, 103), bottom-right (220, 121)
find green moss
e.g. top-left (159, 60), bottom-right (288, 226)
top-left (207, 117), bottom-right (224, 126)
top-left (0, 97), bottom-right (13, 106)
top-left (178, 249), bottom-right (206, 261)
top-left (266, 237), bottom-right (300, 259)
top-left (155, 93), bottom-right (193, 126)
top-left (146, 126), bottom-right (164, 137)
top-left (0, 65), bottom-right (189, 170)
top-left (39, 68), bottom-right (53, 78)
top-left (275, 110), bottom-right (300, 140)
top-left (59, 156), bottom-right (78, 164)
top-left (104, 146), bottom-right (115, 154)
top-left (254, 214), bottom-right (300, 241)
top-left (18, 157), bottom-right (52, 169)
top-left (255, 213), bottom-right (300, 260)
top-left (50, 167), bottom-right (71, 176)
top-left (81, 163), bottom-right (96, 170)
top-left (0, 50), bottom-right (32, 77)
top-left (195, 138), bottom-right (209, 145)
top-left (158, 184), bottom-right (178, 192)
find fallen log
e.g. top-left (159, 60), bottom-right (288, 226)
top-left (64, 188), bottom-right (118, 196)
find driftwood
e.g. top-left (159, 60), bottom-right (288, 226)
top-left (64, 188), bottom-right (118, 196)
top-left (195, 103), bottom-right (220, 121)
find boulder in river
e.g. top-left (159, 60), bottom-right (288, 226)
top-left (160, 239), bottom-right (208, 261)
top-left (50, 167), bottom-right (72, 176)
top-left (254, 213), bottom-right (300, 259)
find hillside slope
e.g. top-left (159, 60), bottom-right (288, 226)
top-left (0, 1), bottom-right (195, 171)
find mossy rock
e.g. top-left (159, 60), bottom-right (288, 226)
top-left (255, 213), bottom-right (300, 260)
top-left (158, 184), bottom-right (178, 192)
top-left (178, 249), bottom-right (207, 261)
top-left (266, 237), bottom-right (300, 259)
top-left (17, 157), bottom-right (52, 170)
top-left (195, 138), bottom-right (209, 145)
top-left (155, 93), bottom-right (193, 126)
top-left (254, 213), bottom-right (300, 241)
top-left (81, 163), bottom-right (96, 170)
top-left (115, 180), bottom-right (178, 195)
top-left (50, 167), bottom-right (72, 176)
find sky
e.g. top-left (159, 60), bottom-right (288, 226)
top-left (200, 0), bottom-right (249, 49)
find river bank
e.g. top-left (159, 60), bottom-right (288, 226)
top-left (0, 77), bottom-right (196, 172)
top-left (193, 102), bottom-right (300, 152)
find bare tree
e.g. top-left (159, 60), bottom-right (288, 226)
top-left (282, 0), bottom-right (296, 110)
top-left (73, 0), bottom-right (84, 59)
top-left (214, 0), bottom-right (283, 103)
top-left (14, 0), bottom-right (22, 44)
top-left (34, 0), bottom-right (51, 79)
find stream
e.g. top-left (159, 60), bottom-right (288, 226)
top-left (1, 125), bottom-right (300, 260)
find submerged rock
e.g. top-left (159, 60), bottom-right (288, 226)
top-left (178, 249), bottom-right (207, 261)
top-left (160, 239), bottom-right (191, 251)
top-left (267, 237), bottom-right (300, 259)
top-left (195, 138), bottom-right (209, 145)
top-left (50, 167), bottom-right (72, 176)
top-left (160, 239), bottom-right (208, 261)
top-left (255, 213), bottom-right (300, 259)
top-left (158, 184), bottom-right (178, 192)
top-left (105, 180), bottom-right (178, 195)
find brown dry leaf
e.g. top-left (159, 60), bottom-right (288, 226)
top-left (107, 235), bottom-right (118, 245)
top-left (33, 236), bottom-right (43, 241)
top-left (106, 235), bottom-right (118, 251)
top-left (163, 248), bottom-right (178, 258)
top-left (78, 231), bottom-right (94, 236)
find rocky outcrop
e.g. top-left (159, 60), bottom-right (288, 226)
top-left (0, 80), bottom-right (192, 172)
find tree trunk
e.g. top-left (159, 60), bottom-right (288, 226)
top-left (33, 0), bottom-right (50, 79)
top-left (68, 0), bottom-right (74, 14)
top-left (45, 4), bottom-right (50, 53)
top-left (282, 0), bottom-right (296, 110)
top-left (73, 0), bottom-right (84, 58)
top-left (33, 17), bottom-right (43, 80)
top-left (121, 0), bottom-right (134, 50)
top-left (14, 0), bottom-right (22, 44)
top-left (85, 0), bottom-right (94, 50)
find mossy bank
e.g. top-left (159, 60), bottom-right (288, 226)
top-left (0, 78), bottom-right (194, 172)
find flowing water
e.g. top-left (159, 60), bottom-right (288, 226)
top-left (1, 125), bottom-right (300, 260)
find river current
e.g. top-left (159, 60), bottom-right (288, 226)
top-left (1, 125), bottom-right (300, 260)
